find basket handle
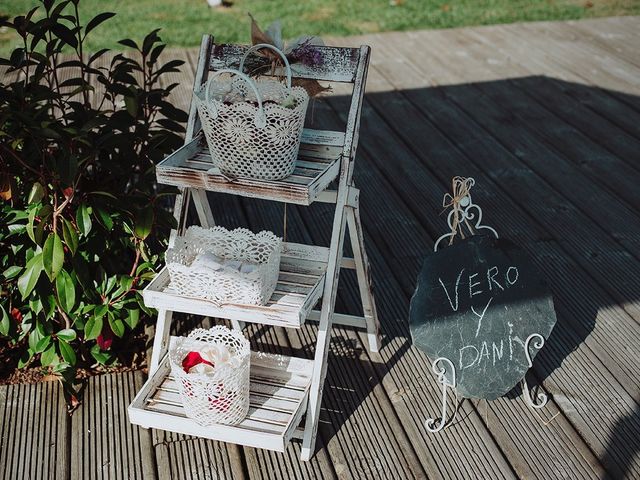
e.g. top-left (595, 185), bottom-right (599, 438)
top-left (204, 68), bottom-right (267, 129)
top-left (239, 43), bottom-right (292, 89)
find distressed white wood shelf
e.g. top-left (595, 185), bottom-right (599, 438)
top-left (130, 36), bottom-right (381, 461)
top-left (143, 242), bottom-right (328, 328)
top-left (156, 129), bottom-right (344, 206)
top-left (128, 338), bottom-right (313, 452)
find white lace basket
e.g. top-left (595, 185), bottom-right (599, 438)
top-left (169, 327), bottom-right (251, 426)
top-left (194, 43), bottom-right (309, 181)
top-left (166, 226), bottom-right (281, 305)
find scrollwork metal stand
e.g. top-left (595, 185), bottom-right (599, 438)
top-left (521, 333), bottom-right (548, 409)
top-left (425, 357), bottom-right (457, 433)
top-left (433, 177), bottom-right (499, 252)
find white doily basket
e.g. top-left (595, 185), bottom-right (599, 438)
top-left (194, 43), bottom-right (309, 181)
top-left (169, 327), bottom-right (251, 426)
top-left (166, 226), bottom-right (281, 305)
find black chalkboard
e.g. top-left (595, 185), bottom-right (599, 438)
top-left (409, 235), bottom-right (556, 400)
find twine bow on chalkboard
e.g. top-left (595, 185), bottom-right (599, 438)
top-left (442, 176), bottom-right (476, 245)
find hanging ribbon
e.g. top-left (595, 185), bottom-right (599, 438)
top-left (441, 176), bottom-right (475, 245)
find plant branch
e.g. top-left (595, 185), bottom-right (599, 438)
top-left (0, 143), bottom-right (42, 177)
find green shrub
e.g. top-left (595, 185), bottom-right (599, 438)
top-left (0, 0), bottom-right (185, 402)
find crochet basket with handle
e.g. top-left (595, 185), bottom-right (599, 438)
top-left (194, 43), bottom-right (309, 181)
top-left (169, 327), bottom-right (251, 426)
top-left (166, 225), bottom-right (281, 305)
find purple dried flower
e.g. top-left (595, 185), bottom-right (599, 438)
top-left (290, 40), bottom-right (324, 67)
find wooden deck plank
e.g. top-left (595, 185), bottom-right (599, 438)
top-left (449, 29), bottom-right (640, 203)
top-left (457, 27), bottom-right (640, 173)
top-left (0, 382), bottom-right (70, 480)
top-left (70, 372), bottom-right (157, 479)
top-left (498, 22), bottom-right (640, 105)
top-left (347, 96), bottom-right (618, 478)
top-left (408, 27), bottom-right (640, 210)
top-left (458, 23), bottom-right (640, 142)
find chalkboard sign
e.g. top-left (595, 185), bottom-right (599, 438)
top-left (409, 235), bottom-right (556, 400)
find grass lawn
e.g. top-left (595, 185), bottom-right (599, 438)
top-left (1, 0), bottom-right (639, 54)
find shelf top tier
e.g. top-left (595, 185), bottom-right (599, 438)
top-left (156, 129), bottom-right (344, 206)
top-left (143, 242), bottom-right (328, 328)
top-left (128, 340), bottom-right (313, 453)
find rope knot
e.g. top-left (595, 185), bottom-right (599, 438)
top-left (441, 176), bottom-right (475, 245)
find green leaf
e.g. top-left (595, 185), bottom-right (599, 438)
top-left (26, 206), bottom-right (37, 244)
top-left (118, 38), bottom-right (139, 50)
top-left (43, 233), bottom-right (64, 281)
top-left (76, 204), bottom-right (92, 236)
top-left (28, 329), bottom-right (43, 352)
top-left (0, 304), bottom-right (10, 336)
top-left (40, 343), bottom-right (58, 366)
top-left (108, 314), bottom-right (125, 338)
top-left (57, 329), bottom-right (76, 342)
top-left (93, 207), bottom-right (113, 231)
top-left (134, 205), bottom-right (154, 240)
top-left (28, 182), bottom-right (45, 204)
top-left (29, 297), bottom-right (43, 315)
top-left (62, 218), bottom-right (79, 254)
top-left (2, 265), bottom-right (23, 280)
top-left (124, 95), bottom-right (138, 117)
top-left (71, 254), bottom-right (91, 292)
top-left (55, 269), bottom-right (76, 313)
top-left (124, 308), bottom-right (140, 329)
top-left (84, 12), bottom-right (116, 35)
top-left (84, 315), bottom-right (103, 340)
top-left (35, 335), bottom-right (52, 353)
top-left (18, 349), bottom-right (33, 369)
top-left (90, 344), bottom-right (113, 365)
top-left (17, 253), bottom-right (43, 300)
top-left (58, 339), bottom-right (76, 365)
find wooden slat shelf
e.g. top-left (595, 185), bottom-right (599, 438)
top-left (142, 242), bottom-right (328, 328)
top-left (128, 340), bottom-right (313, 453)
top-left (155, 129), bottom-right (344, 205)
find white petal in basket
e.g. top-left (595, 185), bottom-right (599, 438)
top-left (166, 226), bottom-right (281, 305)
top-left (169, 326), bottom-right (251, 426)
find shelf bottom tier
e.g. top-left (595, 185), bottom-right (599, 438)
top-left (128, 337), bottom-right (313, 452)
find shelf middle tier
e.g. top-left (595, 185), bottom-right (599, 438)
top-left (143, 242), bottom-right (328, 328)
top-left (156, 129), bottom-right (344, 205)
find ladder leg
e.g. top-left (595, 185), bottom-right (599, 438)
top-left (301, 210), bottom-right (348, 460)
top-left (346, 203), bottom-right (381, 353)
top-left (191, 188), bottom-right (215, 228)
top-left (149, 309), bottom-right (173, 375)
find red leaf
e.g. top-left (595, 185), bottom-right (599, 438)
top-left (11, 308), bottom-right (23, 324)
top-left (97, 328), bottom-right (113, 350)
top-left (62, 187), bottom-right (73, 199)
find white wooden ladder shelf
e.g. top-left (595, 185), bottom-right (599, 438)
top-left (127, 35), bottom-right (380, 461)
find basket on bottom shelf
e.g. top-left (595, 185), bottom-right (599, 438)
top-left (166, 225), bottom-right (281, 305)
top-left (169, 327), bottom-right (251, 426)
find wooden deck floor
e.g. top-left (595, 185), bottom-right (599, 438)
top-left (2, 16), bottom-right (640, 479)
